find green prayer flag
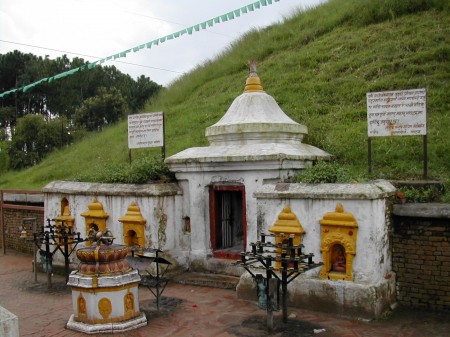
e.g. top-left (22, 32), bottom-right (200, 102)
top-left (0, 0), bottom-right (288, 100)
top-left (54, 72), bottom-right (67, 80)
top-left (22, 83), bottom-right (35, 92)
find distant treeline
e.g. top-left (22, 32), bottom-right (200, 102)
top-left (0, 50), bottom-right (162, 170)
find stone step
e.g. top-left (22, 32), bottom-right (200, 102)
top-left (171, 272), bottom-right (240, 289)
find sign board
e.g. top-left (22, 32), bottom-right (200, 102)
top-left (128, 112), bottom-right (164, 149)
top-left (367, 88), bottom-right (427, 137)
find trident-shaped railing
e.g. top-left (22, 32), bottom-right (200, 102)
top-left (236, 232), bottom-right (322, 331)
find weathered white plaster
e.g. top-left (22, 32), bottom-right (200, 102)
top-left (254, 181), bottom-right (396, 283)
top-left (42, 181), bottom-right (186, 268)
top-left (68, 269), bottom-right (141, 288)
top-left (205, 92), bottom-right (308, 145)
top-left (165, 76), bottom-right (330, 268)
top-left (0, 306), bottom-right (19, 337)
top-left (236, 180), bottom-right (397, 318)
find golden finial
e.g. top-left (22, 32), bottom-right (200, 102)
top-left (244, 60), bottom-right (264, 93)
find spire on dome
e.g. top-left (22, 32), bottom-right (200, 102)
top-left (244, 60), bottom-right (264, 93)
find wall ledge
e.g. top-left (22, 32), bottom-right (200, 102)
top-left (254, 179), bottom-right (395, 200)
top-left (42, 180), bottom-right (183, 197)
top-left (393, 203), bottom-right (450, 219)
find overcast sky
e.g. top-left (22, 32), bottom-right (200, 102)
top-left (0, 0), bottom-right (323, 87)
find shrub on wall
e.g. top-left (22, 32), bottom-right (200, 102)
top-left (74, 156), bottom-right (174, 184)
top-left (294, 160), bottom-right (353, 183)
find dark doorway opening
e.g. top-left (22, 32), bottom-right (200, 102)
top-left (209, 185), bottom-right (246, 259)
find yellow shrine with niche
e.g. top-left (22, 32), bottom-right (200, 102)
top-left (268, 205), bottom-right (305, 269)
top-left (118, 202), bottom-right (146, 248)
top-left (319, 203), bottom-right (358, 281)
top-left (54, 198), bottom-right (75, 246)
top-left (80, 197), bottom-right (109, 246)
top-left (55, 198), bottom-right (74, 228)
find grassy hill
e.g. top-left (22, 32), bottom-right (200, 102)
top-left (0, 0), bottom-right (449, 190)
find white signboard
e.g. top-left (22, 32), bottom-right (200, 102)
top-left (128, 112), bottom-right (164, 149)
top-left (367, 89), bottom-right (427, 137)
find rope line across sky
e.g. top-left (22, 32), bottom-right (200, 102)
top-left (0, 0), bottom-right (280, 99)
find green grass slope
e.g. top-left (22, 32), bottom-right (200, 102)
top-left (1, 0), bottom-right (449, 190)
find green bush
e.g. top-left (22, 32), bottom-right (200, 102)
top-left (396, 185), bottom-right (440, 203)
top-left (0, 141), bottom-right (9, 174)
top-left (294, 160), bottom-right (353, 183)
top-left (74, 156), bottom-right (174, 184)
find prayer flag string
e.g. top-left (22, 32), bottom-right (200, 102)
top-left (0, 0), bottom-right (281, 99)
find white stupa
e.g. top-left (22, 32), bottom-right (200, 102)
top-left (165, 62), bottom-right (331, 264)
top-left (166, 61), bottom-right (331, 172)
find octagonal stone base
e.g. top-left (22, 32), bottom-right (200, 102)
top-left (66, 313), bottom-right (147, 334)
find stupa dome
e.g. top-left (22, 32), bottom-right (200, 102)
top-left (165, 61), bottom-right (330, 168)
top-left (206, 61), bottom-right (307, 146)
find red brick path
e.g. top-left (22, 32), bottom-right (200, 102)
top-left (1, 251), bottom-right (449, 337)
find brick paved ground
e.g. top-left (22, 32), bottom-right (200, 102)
top-left (1, 251), bottom-right (449, 337)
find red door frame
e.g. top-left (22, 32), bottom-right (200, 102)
top-left (209, 185), bottom-right (247, 259)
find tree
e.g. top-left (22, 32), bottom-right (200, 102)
top-left (8, 114), bottom-right (64, 169)
top-left (74, 87), bottom-right (129, 131)
top-left (130, 75), bottom-right (162, 111)
top-left (0, 141), bottom-right (9, 174)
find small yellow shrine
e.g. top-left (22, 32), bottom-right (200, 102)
top-left (269, 205), bottom-right (305, 268)
top-left (118, 202), bottom-right (146, 248)
top-left (319, 203), bottom-right (358, 281)
top-left (80, 197), bottom-right (109, 246)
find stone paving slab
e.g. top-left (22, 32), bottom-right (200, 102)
top-left (1, 251), bottom-right (449, 337)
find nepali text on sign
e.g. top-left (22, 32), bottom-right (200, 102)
top-left (128, 112), bottom-right (164, 149)
top-left (367, 89), bottom-right (427, 137)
